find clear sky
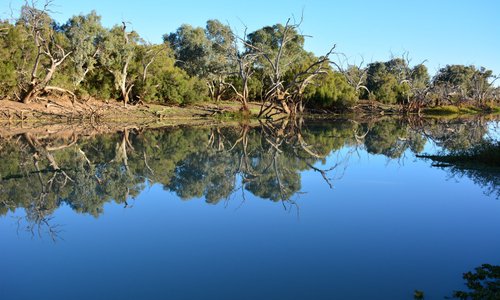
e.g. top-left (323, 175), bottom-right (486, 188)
top-left (1, 0), bottom-right (499, 76)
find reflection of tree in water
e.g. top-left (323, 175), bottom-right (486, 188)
top-left (0, 116), bottom-right (496, 238)
top-left (412, 117), bottom-right (499, 199)
top-left (418, 139), bottom-right (500, 199)
top-left (413, 117), bottom-right (490, 151)
top-left (455, 167), bottom-right (500, 199)
top-left (451, 264), bottom-right (500, 300)
top-left (414, 264), bottom-right (500, 299)
top-left (167, 121), bottom-right (347, 208)
top-left (363, 118), bottom-right (427, 158)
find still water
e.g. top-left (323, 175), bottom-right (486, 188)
top-left (0, 117), bottom-right (499, 299)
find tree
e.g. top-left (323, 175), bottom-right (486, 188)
top-left (133, 42), bottom-right (170, 102)
top-left (62, 11), bottom-right (105, 87)
top-left (366, 62), bottom-right (399, 104)
top-left (245, 21), bottom-right (305, 114)
top-left (205, 19), bottom-right (237, 101)
top-left (225, 42), bottom-right (259, 111)
top-left (237, 19), bottom-right (335, 116)
top-left (100, 23), bottom-right (138, 106)
top-left (331, 54), bottom-right (370, 97)
top-left (0, 21), bottom-right (23, 99)
top-left (303, 70), bottom-right (358, 110)
top-left (165, 24), bottom-right (210, 78)
top-left (18, 1), bottom-right (73, 104)
top-left (432, 65), bottom-right (497, 105)
top-left (165, 20), bottom-right (237, 102)
top-left (452, 264), bottom-right (500, 299)
top-left (365, 57), bottom-right (426, 105)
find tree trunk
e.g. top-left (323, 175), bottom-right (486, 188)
top-left (22, 84), bottom-right (38, 104)
top-left (121, 86), bottom-right (128, 107)
top-left (280, 99), bottom-right (291, 115)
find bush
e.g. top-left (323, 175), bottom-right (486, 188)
top-left (304, 71), bottom-right (358, 110)
top-left (156, 69), bottom-right (208, 105)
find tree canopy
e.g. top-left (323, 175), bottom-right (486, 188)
top-left (0, 1), bottom-right (497, 114)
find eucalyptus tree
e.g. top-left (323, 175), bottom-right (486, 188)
top-left (331, 54), bottom-right (370, 98)
top-left (0, 21), bottom-right (23, 99)
top-left (404, 63), bottom-right (431, 111)
top-left (432, 65), bottom-right (497, 105)
top-left (165, 20), bottom-right (237, 102)
top-left (100, 23), bottom-right (138, 107)
top-left (366, 60), bottom-right (407, 104)
top-left (133, 42), bottom-right (172, 102)
top-left (205, 19), bottom-right (237, 101)
top-left (165, 24), bottom-right (210, 77)
top-left (18, 0), bottom-right (73, 104)
top-left (302, 70), bottom-right (358, 110)
top-left (241, 19), bottom-right (335, 116)
top-left (245, 21), bottom-right (305, 114)
top-left (62, 11), bottom-right (105, 87)
top-left (365, 56), bottom-right (429, 106)
top-left (224, 39), bottom-right (260, 111)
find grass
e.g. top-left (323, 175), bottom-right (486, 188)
top-left (423, 105), bottom-right (481, 115)
top-left (423, 104), bottom-right (500, 116)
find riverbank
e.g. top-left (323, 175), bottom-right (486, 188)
top-left (1, 97), bottom-right (498, 127)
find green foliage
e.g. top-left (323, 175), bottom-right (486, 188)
top-left (246, 23), bottom-right (307, 95)
top-left (62, 11), bottom-right (105, 86)
top-left (432, 65), bottom-right (495, 104)
top-left (165, 24), bottom-right (211, 78)
top-left (83, 69), bottom-right (117, 100)
top-left (0, 22), bottom-right (20, 98)
top-left (247, 23), bottom-right (305, 70)
top-left (364, 119), bottom-right (425, 158)
top-left (423, 105), bottom-right (481, 115)
top-left (153, 69), bottom-right (207, 105)
top-left (366, 60), bottom-right (409, 104)
top-left (205, 19), bottom-right (236, 76)
top-left (100, 25), bottom-right (139, 100)
top-left (411, 64), bottom-right (430, 90)
top-left (452, 264), bottom-right (500, 300)
top-left (0, 3), bottom-right (496, 111)
top-left (363, 58), bottom-right (431, 105)
top-left (0, 118), bottom-right (492, 220)
top-left (304, 71), bottom-right (358, 110)
top-left (433, 65), bottom-right (492, 92)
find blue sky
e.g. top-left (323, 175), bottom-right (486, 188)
top-left (1, 0), bottom-right (499, 76)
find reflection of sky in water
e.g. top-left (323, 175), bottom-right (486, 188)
top-left (487, 121), bottom-right (500, 141)
top-left (0, 121), bottom-right (499, 300)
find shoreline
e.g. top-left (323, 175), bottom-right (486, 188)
top-left (1, 98), bottom-right (498, 128)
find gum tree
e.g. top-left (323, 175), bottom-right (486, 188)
top-left (18, 0), bottom-right (73, 104)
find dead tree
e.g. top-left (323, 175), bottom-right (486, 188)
top-left (218, 27), bottom-right (261, 112)
top-left (227, 51), bottom-right (260, 112)
top-left (20, 1), bottom-right (73, 104)
top-left (240, 19), bottom-right (300, 116)
top-left (236, 18), bottom-right (335, 118)
top-left (331, 54), bottom-right (370, 96)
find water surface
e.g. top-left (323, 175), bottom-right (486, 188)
top-left (1, 117), bottom-right (499, 299)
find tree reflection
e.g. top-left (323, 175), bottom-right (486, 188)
top-left (451, 264), bottom-right (500, 300)
top-left (0, 116), bottom-right (497, 238)
top-left (418, 139), bottom-right (500, 199)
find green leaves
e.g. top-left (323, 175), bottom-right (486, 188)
top-left (452, 264), bottom-right (500, 299)
top-left (62, 11), bottom-right (105, 86)
top-left (303, 71), bottom-right (358, 110)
